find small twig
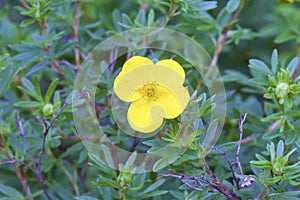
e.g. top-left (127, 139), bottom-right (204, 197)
top-left (170, 54), bottom-right (177, 60)
top-left (37, 90), bottom-right (88, 171)
top-left (8, 91), bottom-right (88, 200)
top-left (162, 114), bottom-right (248, 199)
top-left (19, 166), bottom-right (32, 196)
top-left (203, 156), bottom-right (241, 200)
top-left (109, 46), bottom-right (120, 77)
top-left (158, 0), bottom-right (177, 27)
top-left (148, 48), bottom-right (156, 58)
top-left (162, 169), bottom-right (208, 191)
top-left (211, 146), bottom-right (240, 189)
top-left (0, 160), bottom-right (18, 165)
top-left (208, 4), bottom-right (242, 69)
top-left (126, 52), bottom-right (132, 61)
top-left (197, 2), bottom-right (244, 90)
top-left (254, 187), bottom-right (266, 200)
top-left (124, 137), bottom-right (141, 162)
top-left (72, 1), bottom-right (82, 69)
top-left (19, 0), bottom-right (30, 9)
top-left (0, 159), bottom-right (35, 173)
top-left (236, 113), bottom-right (247, 176)
top-left (240, 136), bottom-right (255, 144)
top-left (0, 137), bottom-right (33, 197)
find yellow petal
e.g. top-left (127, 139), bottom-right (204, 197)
top-left (155, 63), bottom-right (185, 87)
top-left (113, 56), bottom-right (153, 96)
top-left (122, 56), bottom-right (153, 72)
top-left (114, 64), bottom-right (156, 102)
top-left (155, 85), bottom-right (190, 118)
top-left (127, 98), bottom-right (164, 133)
top-left (156, 59), bottom-right (185, 78)
top-left (114, 63), bottom-right (187, 102)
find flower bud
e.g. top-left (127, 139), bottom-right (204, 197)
top-left (42, 103), bottom-right (54, 116)
top-left (275, 82), bottom-right (289, 99)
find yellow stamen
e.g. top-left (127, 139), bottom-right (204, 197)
top-left (138, 82), bottom-right (159, 101)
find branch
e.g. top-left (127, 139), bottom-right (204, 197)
top-left (10, 90), bottom-right (88, 200)
top-left (72, 1), bottom-right (82, 69)
top-left (211, 146), bottom-right (240, 189)
top-left (162, 169), bottom-right (210, 192)
top-left (162, 113), bottom-right (250, 199)
top-left (203, 157), bottom-right (241, 200)
top-left (109, 45), bottom-right (120, 77)
top-left (0, 159), bottom-right (35, 173)
top-left (197, 2), bottom-right (244, 90)
top-left (37, 90), bottom-right (89, 171)
top-left (19, 0), bottom-right (30, 9)
top-left (209, 4), bottom-right (242, 69)
top-left (236, 113), bottom-right (247, 175)
top-left (0, 138), bottom-right (33, 197)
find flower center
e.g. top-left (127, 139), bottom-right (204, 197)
top-left (138, 82), bottom-right (159, 101)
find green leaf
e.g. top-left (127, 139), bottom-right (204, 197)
top-left (21, 77), bottom-right (35, 92)
top-left (283, 148), bottom-right (297, 161)
top-left (288, 179), bottom-right (300, 186)
top-left (249, 78), bottom-right (270, 86)
top-left (152, 151), bottom-right (177, 172)
top-left (274, 32), bottom-right (296, 44)
top-left (13, 101), bottom-right (42, 108)
top-left (287, 57), bottom-right (299, 75)
top-left (276, 140), bottom-right (284, 158)
top-left (125, 151), bottom-right (137, 169)
top-left (95, 174), bottom-right (121, 189)
top-left (216, 8), bottom-right (231, 28)
top-left (269, 142), bottom-right (276, 163)
top-left (20, 77), bottom-right (43, 102)
top-left (255, 154), bottom-right (267, 161)
top-left (265, 176), bottom-right (282, 184)
top-left (20, 18), bottom-right (36, 27)
top-left (250, 160), bottom-right (272, 169)
top-left (202, 119), bottom-right (219, 149)
top-left (44, 78), bottom-right (59, 104)
top-left (261, 113), bottom-right (281, 122)
top-left (139, 190), bottom-right (168, 198)
top-left (25, 60), bottom-right (50, 77)
top-left (0, 63), bottom-right (16, 97)
top-left (17, 87), bottom-right (42, 102)
top-left (135, 10), bottom-right (146, 25)
top-left (138, 179), bottom-right (166, 196)
top-left (226, 0), bottom-right (240, 13)
top-left (147, 9), bottom-right (155, 27)
top-left (0, 183), bottom-right (23, 198)
top-left (75, 196), bottom-right (99, 200)
top-left (271, 49), bottom-right (278, 74)
top-left (249, 59), bottom-right (272, 75)
top-left (280, 191), bottom-right (300, 196)
top-left (24, 190), bottom-right (43, 200)
top-left (34, 76), bottom-right (42, 100)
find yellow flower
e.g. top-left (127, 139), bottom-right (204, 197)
top-left (114, 56), bottom-right (190, 133)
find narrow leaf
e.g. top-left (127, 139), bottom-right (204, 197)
top-left (44, 79), bottom-right (59, 104)
top-left (249, 59), bottom-right (272, 75)
top-left (271, 49), bottom-right (278, 74)
top-left (287, 57), bottom-right (299, 75)
top-left (13, 101), bottom-right (42, 108)
top-left (0, 183), bottom-right (23, 198)
top-left (276, 140), bottom-right (284, 158)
